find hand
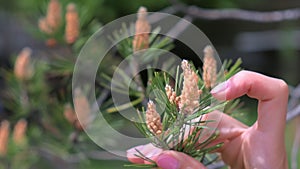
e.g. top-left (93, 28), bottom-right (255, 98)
top-left (127, 70), bottom-right (289, 169)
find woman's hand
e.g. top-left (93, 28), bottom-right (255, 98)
top-left (127, 70), bottom-right (289, 169)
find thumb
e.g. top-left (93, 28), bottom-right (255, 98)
top-left (155, 151), bottom-right (206, 169)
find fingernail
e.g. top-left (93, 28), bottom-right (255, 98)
top-left (210, 81), bottom-right (229, 101)
top-left (127, 145), bottom-right (144, 156)
top-left (146, 148), bottom-right (163, 158)
top-left (157, 153), bottom-right (179, 169)
top-left (211, 81), bottom-right (228, 94)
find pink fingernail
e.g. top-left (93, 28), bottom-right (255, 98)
top-left (146, 148), bottom-right (163, 158)
top-left (127, 145), bottom-right (144, 156)
top-left (211, 81), bottom-right (228, 94)
top-left (210, 81), bottom-right (229, 101)
top-left (157, 154), bottom-right (179, 169)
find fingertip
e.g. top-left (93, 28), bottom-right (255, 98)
top-left (277, 79), bottom-right (289, 98)
top-left (211, 81), bottom-right (229, 101)
top-left (127, 145), bottom-right (145, 164)
top-left (156, 151), bottom-right (207, 169)
top-left (156, 152), bottom-right (180, 169)
top-left (127, 144), bottom-right (163, 164)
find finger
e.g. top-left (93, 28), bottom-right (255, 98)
top-left (211, 70), bottom-right (289, 135)
top-left (156, 151), bottom-right (206, 169)
top-left (127, 143), bottom-right (163, 164)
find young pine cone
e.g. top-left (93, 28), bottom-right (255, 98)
top-left (46, 0), bottom-right (62, 32)
top-left (165, 84), bottom-right (180, 106)
top-left (39, 17), bottom-right (53, 34)
top-left (14, 47), bottom-right (33, 81)
top-left (146, 101), bottom-right (162, 135)
top-left (0, 120), bottom-right (10, 156)
top-left (179, 60), bottom-right (202, 115)
top-left (133, 6), bottom-right (151, 52)
top-left (64, 104), bottom-right (84, 131)
top-left (203, 45), bottom-right (217, 89)
top-left (13, 119), bottom-right (27, 145)
top-left (38, 0), bottom-right (62, 34)
top-left (73, 88), bottom-right (91, 130)
top-left (65, 3), bottom-right (80, 44)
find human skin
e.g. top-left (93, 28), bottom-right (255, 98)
top-left (127, 70), bottom-right (289, 169)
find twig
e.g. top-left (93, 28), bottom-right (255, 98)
top-left (185, 6), bottom-right (300, 23)
top-left (166, 0), bottom-right (300, 23)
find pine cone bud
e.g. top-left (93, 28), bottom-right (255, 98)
top-left (13, 119), bottom-right (27, 145)
top-left (165, 84), bottom-right (180, 106)
top-left (0, 120), bottom-right (10, 156)
top-left (46, 0), bottom-right (62, 32)
top-left (46, 38), bottom-right (58, 47)
top-left (39, 0), bottom-right (61, 34)
top-left (203, 45), bottom-right (217, 89)
top-left (179, 60), bottom-right (201, 115)
top-left (64, 104), bottom-right (77, 124)
top-left (14, 47), bottom-right (33, 81)
top-left (146, 101), bottom-right (162, 135)
top-left (39, 17), bottom-right (53, 34)
top-left (65, 3), bottom-right (80, 44)
top-left (73, 88), bottom-right (91, 130)
top-left (133, 6), bottom-right (151, 52)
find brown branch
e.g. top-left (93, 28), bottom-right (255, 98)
top-left (184, 6), bottom-right (300, 23)
top-left (165, 0), bottom-right (300, 23)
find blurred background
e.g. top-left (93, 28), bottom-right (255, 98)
top-left (0, 0), bottom-right (299, 168)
